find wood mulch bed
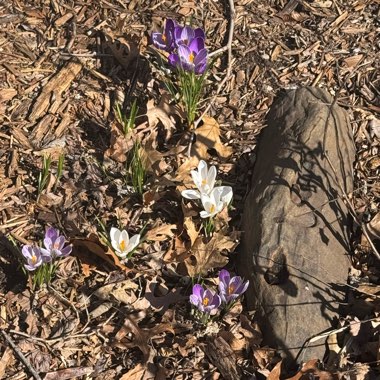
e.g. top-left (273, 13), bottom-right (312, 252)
top-left (0, 0), bottom-right (379, 378)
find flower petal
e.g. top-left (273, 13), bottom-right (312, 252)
top-left (164, 19), bottom-right (176, 34)
top-left (152, 32), bottom-right (167, 50)
top-left (207, 165), bottom-right (217, 191)
top-left (178, 44), bottom-right (191, 62)
top-left (168, 53), bottom-right (180, 67)
top-left (128, 234), bottom-right (140, 252)
top-left (180, 26), bottom-right (194, 44)
top-left (200, 210), bottom-right (210, 218)
top-left (198, 160), bottom-right (207, 181)
top-left (194, 28), bottom-right (205, 40)
top-left (22, 245), bottom-right (33, 259)
top-left (45, 227), bottom-right (59, 240)
top-left (219, 269), bottom-right (230, 286)
top-left (181, 189), bottom-right (201, 199)
top-left (60, 245), bottom-right (73, 257)
top-left (110, 227), bottom-right (121, 243)
top-left (192, 284), bottom-right (204, 298)
top-left (189, 37), bottom-right (204, 53)
top-left (190, 294), bottom-right (200, 306)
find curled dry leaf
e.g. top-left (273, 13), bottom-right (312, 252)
top-left (181, 202), bottom-right (201, 246)
top-left (196, 116), bottom-right (233, 159)
top-left (146, 93), bottom-right (177, 135)
top-left (144, 223), bottom-right (176, 242)
top-left (104, 121), bottom-right (135, 163)
top-left (143, 277), bottom-right (186, 312)
top-left (114, 313), bottom-right (175, 363)
top-left (72, 234), bottom-right (129, 273)
top-left (94, 279), bottom-right (139, 305)
top-left (120, 363), bottom-right (155, 380)
top-left (185, 231), bottom-right (239, 277)
top-left (102, 30), bottom-right (140, 72)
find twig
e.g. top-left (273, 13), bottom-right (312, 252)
top-left (8, 329), bottom-right (96, 344)
top-left (193, 0), bottom-right (236, 129)
top-left (1, 330), bottom-right (42, 380)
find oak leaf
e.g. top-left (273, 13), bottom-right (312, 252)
top-left (185, 231), bottom-right (239, 277)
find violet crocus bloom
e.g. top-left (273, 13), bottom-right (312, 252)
top-left (218, 270), bottom-right (249, 304)
top-left (169, 37), bottom-right (208, 74)
top-left (22, 245), bottom-right (44, 271)
top-left (40, 227), bottom-right (72, 260)
top-left (151, 19), bottom-right (177, 52)
top-left (190, 284), bottom-right (221, 315)
top-left (174, 25), bottom-right (205, 46)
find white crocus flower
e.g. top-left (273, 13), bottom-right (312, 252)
top-left (199, 186), bottom-right (233, 218)
top-left (181, 160), bottom-right (217, 200)
top-left (200, 188), bottom-right (225, 218)
top-left (110, 227), bottom-right (140, 259)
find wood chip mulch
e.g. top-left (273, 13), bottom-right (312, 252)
top-left (0, 0), bottom-right (379, 379)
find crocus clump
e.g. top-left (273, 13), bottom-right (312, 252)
top-left (110, 227), bottom-right (140, 260)
top-left (181, 160), bottom-right (233, 219)
top-left (189, 270), bottom-right (249, 323)
top-left (21, 227), bottom-right (72, 289)
top-left (152, 19), bottom-right (208, 75)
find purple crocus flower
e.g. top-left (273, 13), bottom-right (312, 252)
top-left (22, 245), bottom-right (44, 271)
top-left (169, 37), bottom-right (208, 74)
top-left (40, 227), bottom-right (72, 259)
top-left (190, 284), bottom-right (221, 315)
top-left (218, 270), bottom-right (249, 304)
top-left (174, 25), bottom-right (205, 46)
top-left (151, 19), bottom-right (177, 52)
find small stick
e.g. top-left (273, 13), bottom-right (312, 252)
top-left (1, 330), bottom-right (42, 380)
top-left (194, 0), bottom-right (236, 129)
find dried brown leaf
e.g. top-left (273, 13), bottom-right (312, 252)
top-left (114, 314), bottom-right (174, 363)
top-left (72, 234), bottom-right (129, 272)
top-left (103, 30), bottom-right (139, 72)
top-left (185, 231), bottom-right (239, 277)
top-left (120, 364), bottom-right (155, 380)
top-left (104, 121), bottom-right (135, 163)
top-left (146, 97), bottom-right (175, 132)
top-left (266, 360), bottom-right (283, 380)
top-left (196, 116), bottom-right (233, 159)
top-left (94, 279), bottom-right (138, 304)
top-left (287, 359), bottom-right (334, 380)
top-left (143, 278), bottom-right (186, 311)
top-left (145, 223), bottom-right (177, 242)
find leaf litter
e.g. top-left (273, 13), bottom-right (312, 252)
top-left (0, 0), bottom-right (379, 379)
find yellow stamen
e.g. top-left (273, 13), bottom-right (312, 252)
top-left (53, 242), bottom-right (60, 249)
top-left (210, 204), bottom-right (215, 213)
top-left (119, 240), bottom-right (126, 251)
top-left (203, 297), bottom-right (209, 306)
top-left (31, 255), bottom-right (37, 264)
top-left (228, 285), bottom-right (235, 294)
top-left (162, 35), bottom-right (167, 42)
top-left (201, 179), bottom-right (207, 185)
top-left (189, 52), bottom-right (195, 63)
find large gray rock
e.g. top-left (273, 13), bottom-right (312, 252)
top-left (239, 87), bottom-right (355, 361)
